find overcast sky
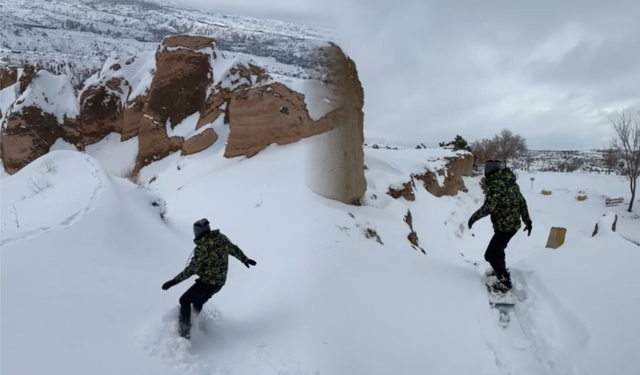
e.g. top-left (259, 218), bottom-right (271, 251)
top-left (172, 0), bottom-right (640, 150)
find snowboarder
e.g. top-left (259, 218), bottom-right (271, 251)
top-left (468, 160), bottom-right (532, 292)
top-left (161, 218), bottom-right (257, 339)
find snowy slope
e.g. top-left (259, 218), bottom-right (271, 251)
top-left (2, 141), bottom-right (639, 375)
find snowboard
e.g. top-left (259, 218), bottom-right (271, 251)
top-left (484, 270), bottom-right (515, 328)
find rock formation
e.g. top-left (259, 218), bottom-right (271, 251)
top-left (386, 152), bottom-right (475, 199)
top-left (404, 209), bottom-right (426, 254)
top-left (1, 70), bottom-right (82, 174)
top-left (1, 35), bottom-right (368, 191)
top-left (303, 43), bottom-right (367, 205)
top-left (0, 66), bottom-right (18, 90)
top-left (388, 181), bottom-right (416, 201)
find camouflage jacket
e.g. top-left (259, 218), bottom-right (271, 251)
top-left (172, 229), bottom-right (249, 287)
top-left (470, 168), bottom-right (532, 232)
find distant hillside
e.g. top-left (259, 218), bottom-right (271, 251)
top-left (363, 140), bottom-right (619, 175)
top-left (0, 0), bottom-right (337, 85)
top-left (512, 150), bottom-right (614, 174)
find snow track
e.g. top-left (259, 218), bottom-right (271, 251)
top-left (476, 269), bottom-right (584, 375)
top-left (1, 152), bottom-right (105, 247)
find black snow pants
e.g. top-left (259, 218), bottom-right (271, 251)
top-left (484, 231), bottom-right (518, 279)
top-left (179, 279), bottom-right (222, 327)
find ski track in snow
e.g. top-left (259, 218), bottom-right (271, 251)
top-left (0, 154), bottom-right (104, 247)
top-left (476, 268), bottom-right (587, 375)
top-left (137, 306), bottom-right (318, 375)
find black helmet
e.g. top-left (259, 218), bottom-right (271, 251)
top-left (193, 218), bottom-right (211, 239)
top-left (484, 160), bottom-right (502, 177)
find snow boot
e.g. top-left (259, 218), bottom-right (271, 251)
top-left (495, 271), bottom-right (512, 292)
top-left (484, 268), bottom-right (510, 278)
top-left (178, 321), bottom-right (191, 340)
top-left (484, 268), bottom-right (496, 278)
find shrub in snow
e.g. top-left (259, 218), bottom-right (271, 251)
top-left (26, 159), bottom-right (58, 195)
top-left (356, 223), bottom-right (383, 245)
top-left (42, 158), bottom-right (58, 174)
top-left (120, 165), bottom-right (141, 186)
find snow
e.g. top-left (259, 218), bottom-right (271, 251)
top-left (85, 132), bottom-right (139, 177)
top-left (279, 78), bottom-right (335, 121)
top-left (2, 138), bottom-right (639, 374)
top-left (0, 80), bottom-right (20, 124)
top-left (186, 114), bottom-right (222, 140)
top-left (164, 45), bottom-right (215, 56)
top-left (166, 112), bottom-right (200, 138)
top-left (211, 53), bottom-right (244, 89)
top-left (9, 70), bottom-right (79, 124)
top-left (81, 50), bottom-right (156, 103)
top-left (49, 137), bottom-right (79, 152)
top-left (515, 234), bottom-right (640, 375)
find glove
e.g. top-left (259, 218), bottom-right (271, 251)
top-left (244, 259), bottom-right (257, 268)
top-left (523, 221), bottom-right (532, 236)
top-left (468, 218), bottom-right (476, 230)
top-left (162, 279), bottom-right (178, 290)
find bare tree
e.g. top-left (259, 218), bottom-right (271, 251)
top-left (492, 129), bottom-right (528, 167)
top-left (525, 153), bottom-right (534, 171)
top-left (608, 109), bottom-right (640, 212)
top-left (470, 138), bottom-right (497, 163)
top-left (602, 146), bottom-right (619, 175)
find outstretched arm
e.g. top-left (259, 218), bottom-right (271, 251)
top-left (470, 185), bottom-right (499, 223)
top-left (222, 234), bottom-right (250, 264)
top-left (172, 246), bottom-right (203, 283)
top-left (222, 234), bottom-right (257, 268)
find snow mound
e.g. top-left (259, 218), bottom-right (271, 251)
top-left (0, 150), bottom-right (165, 247)
top-left (9, 70), bottom-right (79, 123)
top-left (0, 151), bottom-right (103, 246)
top-left (1, 150), bottom-right (177, 375)
top-left (593, 211), bottom-right (618, 237)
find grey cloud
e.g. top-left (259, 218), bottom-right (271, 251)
top-left (532, 35), bottom-right (640, 87)
top-left (327, 0), bottom-right (640, 149)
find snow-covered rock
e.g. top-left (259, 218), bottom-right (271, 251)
top-left (1, 34), bottom-right (364, 186)
top-left (0, 70), bottom-right (82, 174)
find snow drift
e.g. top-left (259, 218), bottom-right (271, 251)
top-left (1, 150), bottom-right (180, 375)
